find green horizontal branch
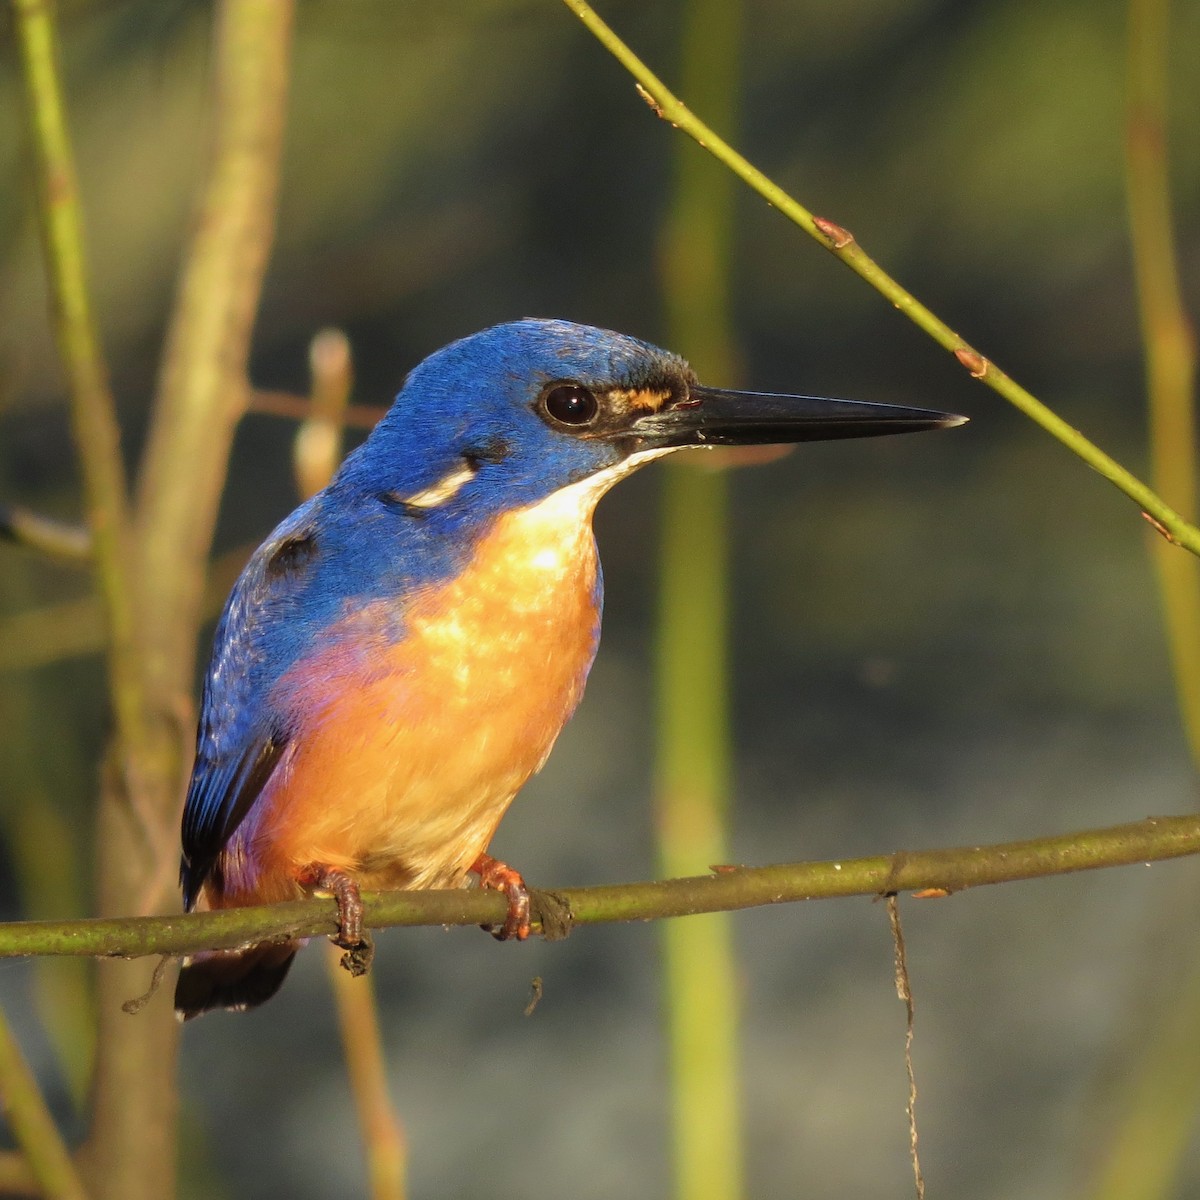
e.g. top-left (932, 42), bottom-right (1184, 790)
top-left (0, 814), bottom-right (1195, 961)
top-left (560, 0), bottom-right (1200, 558)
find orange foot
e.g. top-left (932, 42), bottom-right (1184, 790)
top-left (300, 864), bottom-right (374, 975)
top-left (470, 853), bottom-right (531, 941)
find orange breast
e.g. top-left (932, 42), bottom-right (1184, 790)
top-left (214, 489), bottom-right (602, 906)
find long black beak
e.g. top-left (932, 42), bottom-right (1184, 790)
top-left (629, 386), bottom-right (966, 448)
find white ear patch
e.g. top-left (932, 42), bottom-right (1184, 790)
top-left (402, 461), bottom-right (479, 510)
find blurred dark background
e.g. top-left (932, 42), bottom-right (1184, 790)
top-left (2, 0), bottom-right (1200, 1196)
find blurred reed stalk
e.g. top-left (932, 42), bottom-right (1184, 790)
top-left (656, 0), bottom-right (744, 1198)
top-left (325, 944), bottom-right (407, 1200)
top-left (12, 1), bottom-right (170, 1193)
top-left (294, 329), bottom-right (354, 501)
top-left (91, 6), bottom-right (294, 1198)
top-left (0, 1003), bottom-right (87, 1200)
top-left (1124, 0), bottom-right (1200, 757)
top-left (12, 1), bottom-right (295, 1196)
top-left (0, 544), bottom-right (252, 675)
top-left (0, 691), bottom-right (93, 1103)
top-left (1086, 2), bottom-right (1200, 1198)
top-left (11, 0), bottom-right (147, 764)
top-left (0, 498), bottom-right (94, 1102)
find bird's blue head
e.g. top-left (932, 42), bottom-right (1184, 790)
top-left (331, 318), bottom-right (962, 533)
top-left (335, 319), bottom-right (690, 520)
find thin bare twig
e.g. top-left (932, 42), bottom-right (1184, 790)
top-left (0, 505), bottom-right (91, 563)
top-left (887, 896), bottom-right (924, 1200)
top-left (656, 0), bottom-right (744, 1196)
top-left (249, 388), bottom-right (385, 430)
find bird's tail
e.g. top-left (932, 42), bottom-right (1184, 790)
top-left (174, 941), bottom-right (299, 1021)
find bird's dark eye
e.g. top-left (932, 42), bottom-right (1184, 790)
top-left (542, 383), bottom-right (599, 427)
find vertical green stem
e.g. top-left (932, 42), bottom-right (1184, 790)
top-left (11, 0), bottom-right (149, 772)
top-left (325, 945), bottom-right (407, 1200)
top-left (656, 469), bottom-right (741, 1200)
top-left (656, 1), bottom-right (743, 1198)
top-left (1125, 0), bottom-right (1200, 758)
top-left (1088, 3), bottom-right (1200, 1198)
top-left (12, 3), bottom-right (179, 1193)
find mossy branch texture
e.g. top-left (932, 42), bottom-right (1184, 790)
top-left (561, 0), bottom-right (1200, 559)
top-left (0, 815), bottom-right (1194, 961)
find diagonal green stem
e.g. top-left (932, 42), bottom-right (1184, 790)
top-left (559, 0), bottom-right (1200, 558)
top-left (0, 1005), bottom-right (87, 1200)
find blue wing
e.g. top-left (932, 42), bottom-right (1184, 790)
top-left (179, 504), bottom-right (322, 908)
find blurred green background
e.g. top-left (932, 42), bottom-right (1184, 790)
top-left (2, 0), bottom-right (1200, 1196)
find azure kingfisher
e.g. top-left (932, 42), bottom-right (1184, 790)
top-left (174, 318), bottom-right (963, 1019)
